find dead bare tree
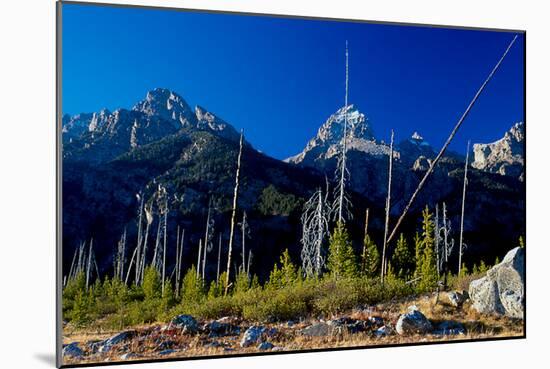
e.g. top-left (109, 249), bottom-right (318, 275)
top-left (197, 239), bottom-right (202, 279)
top-left (381, 130), bottom-right (394, 279)
top-left (361, 208), bottom-right (370, 272)
top-left (175, 227), bottom-right (185, 298)
top-left (138, 202), bottom-right (153, 285)
top-left (216, 233), bottom-right (222, 284)
top-left (386, 35), bottom-right (518, 246)
top-left (301, 188), bottom-right (330, 277)
top-left (86, 239), bottom-right (94, 289)
top-left (201, 199), bottom-right (215, 280)
top-left (114, 229), bottom-right (127, 280)
top-left (435, 203), bottom-right (441, 275)
top-left (333, 40), bottom-right (352, 225)
top-left (438, 202), bottom-right (455, 287)
top-left (239, 211), bottom-right (250, 274)
top-left (247, 249), bottom-right (253, 277)
top-left (458, 141), bottom-right (470, 275)
top-left (134, 193), bottom-right (144, 285)
top-left (225, 130), bottom-right (244, 295)
top-left (68, 247), bottom-right (78, 282)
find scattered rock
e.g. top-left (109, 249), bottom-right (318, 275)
top-left (171, 314), bottom-right (199, 333)
top-left (158, 349), bottom-right (176, 356)
top-left (257, 342), bottom-right (274, 350)
top-left (300, 322), bottom-right (333, 337)
top-left (205, 341), bottom-right (223, 348)
top-left (240, 326), bottom-right (266, 347)
top-left (446, 291), bottom-right (469, 307)
top-left (469, 247), bottom-right (524, 319)
top-left (396, 306), bottom-right (433, 335)
top-left (96, 331), bottom-right (135, 353)
top-left (368, 316), bottom-right (384, 327)
top-left (155, 340), bottom-right (175, 351)
top-left (62, 342), bottom-right (84, 358)
top-left (329, 317), bottom-right (368, 333)
top-left (374, 326), bottom-right (390, 337)
top-left (206, 320), bottom-right (238, 337)
top-left (120, 353), bottom-right (140, 360)
top-left (432, 321), bottom-right (466, 336)
top-left (104, 330), bottom-right (135, 346)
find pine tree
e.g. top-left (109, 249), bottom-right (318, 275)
top-left (459, 263), bottom-right (469, 278)
top-left (417, 206), bottom-right (438, 292)
top-left (392, 233), bottom-right (412, 279)
top-left (142, 266), bottom-right (162, 301)
top-left (361, 233), bottom-right (379, 278)
top-left (268, 249), bottom-right (299, 289)
top-left (327, 222), bottom-right (358, 279)
top-left (181, 265), bottom-right (204, 303)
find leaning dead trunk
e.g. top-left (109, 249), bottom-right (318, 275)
top-left (386, 35), bottom-right (518, 245)
top-left (225, 130), bottom-right (244, 295)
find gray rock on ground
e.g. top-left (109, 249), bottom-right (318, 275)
top-left (446, 291), bottom-right (469, 307)
top-left (300, 322), bottom-right (334, 337)
top-left (170, 314), bottom-right (199, 333)
top-left (396, 306), bottom-right (433, 335)
top-left (469, 247), bottom-right (524, 319)
top-left (257, 341), bottom-right (274, 350)
top-left (432, 321), bottom-right (466, 336)
top-left (62, 342), bottom-right (84, 358)
top-left (240, 326), bottom-right (266, 347)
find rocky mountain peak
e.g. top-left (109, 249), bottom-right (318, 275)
top-left (472, 122), bottom-right (524, 179)
top-left (194, 105), bottom-right (241, 142)
top-left (317, 104), bottom-right (375, 144)
top-left (132, 88), bottom-right (197, 129)
top-left (286, 104), bottom-right (384, 164)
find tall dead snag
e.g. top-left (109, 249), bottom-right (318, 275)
top-left (239, 211), bottom-right (250, 274)
top-left (216, 233), bottom-right (222, 284)
top-left (197, 239), bottom-right (202, 279)
top-left (381, 130), bottom-right (394, 279)
top-left (386, 35), bottom-right (518, 246)
top-left (202, 199), bottom-right (215, 280)
top-left (458, 141), bottom-right (470, 275)
top-left (301, 188), bottom-right (329, 277)
top-left (333, 40), bottom-right (352, 225)
top-left (85, 239), bottom-right (94, 289)
top-left (161, 195), bottom-right (168, 294)
top-left (68, 247), bottom-right (78, 283)
top-left (175, 227), bottom-right (185, 298)
top-left (115, 229), bottom-right (127, 280)
top-left (247, 249), bottom-right (253, 277)
top-left (138, 202), bottom-right (153, 285)
top-left (225, 130), bottom-right (244, 295)
top-left (435, 203), bottom-right (441, 275)
top-left (361, 208), bottom-right (369, 271)
top-left (133, 193), bottom-right (144, 285)
top-left (438, 202), bottom-right (455, 288)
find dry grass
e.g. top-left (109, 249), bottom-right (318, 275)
top-left (62, 293), bottom-right (523, 366)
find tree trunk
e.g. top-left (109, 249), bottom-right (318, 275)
top-left (386, 35), bottom-right (517, 245)
top-left (458, 141), bottom-right (470, 275)
top-left (381, 130), bottom-right (394, 280)
top-left (225, 130), bottom-right (244, 295)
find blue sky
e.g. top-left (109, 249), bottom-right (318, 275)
top-left (62, 3), bottom-right (524, 160)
